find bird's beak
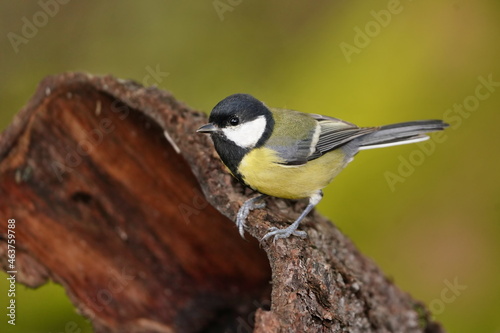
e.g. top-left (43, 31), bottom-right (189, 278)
top-left (197, 123), bottom-right (218, 133)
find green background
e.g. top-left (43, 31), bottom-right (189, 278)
top-left (1, 1), bottom-right (499, 332)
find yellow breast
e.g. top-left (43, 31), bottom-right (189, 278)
top-left (238, 147), bottom-right (348, 199)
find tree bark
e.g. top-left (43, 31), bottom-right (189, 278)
top-left (0, 73), bottom-right (444, 333)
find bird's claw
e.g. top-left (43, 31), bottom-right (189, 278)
top-left (236, 209), bottom-right (249, 238)
top-left (261, 226), bottom-right (307, 243)
top-left (235, 212), bottom-right (249, 238)
top-left (235, 195), bottom-right (267, 238)
top-left (253, 202), bottom-right (266, 210)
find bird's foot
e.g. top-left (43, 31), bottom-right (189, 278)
top-left (261, 225), bottom-right (307, 243)
top-left (236, 195), bottom-right (266, 238)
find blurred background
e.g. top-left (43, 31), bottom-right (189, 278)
top-left (0, 1), bottom-right (499, 332)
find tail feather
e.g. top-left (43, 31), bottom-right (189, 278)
top-left (355, 120), bottom-right (448, 150)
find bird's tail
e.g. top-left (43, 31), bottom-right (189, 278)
top-left (355, 120), bottom-right (449, 150)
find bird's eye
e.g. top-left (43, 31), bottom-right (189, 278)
top-left (229, 116), bottom-right (239, 126)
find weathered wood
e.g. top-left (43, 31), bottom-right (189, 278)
top-left (0, 73), bottom-right (443, 332)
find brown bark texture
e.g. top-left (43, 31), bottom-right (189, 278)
top-left (0, 73), bottom-right (444, 333)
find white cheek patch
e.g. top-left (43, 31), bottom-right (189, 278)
top-left (222, 115), bottom-right (267, 148)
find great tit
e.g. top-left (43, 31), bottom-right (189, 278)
top-left (197, 94), bottom-right (448, 241)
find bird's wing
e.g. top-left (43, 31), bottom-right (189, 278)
top-left (307, 114), bottom-right (377, 160)
top-left (264, 108), bottom-right (319, 165)
top-left (267, 110), bottom-right (376, 165)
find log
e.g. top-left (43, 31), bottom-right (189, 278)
top-left (0, 73), bottom-right (444, 332)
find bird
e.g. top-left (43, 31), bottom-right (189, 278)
top-left (197, 94), bottom-right (448, 241)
